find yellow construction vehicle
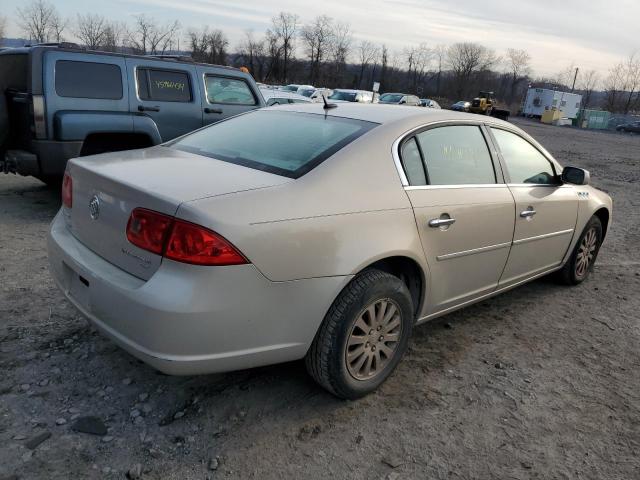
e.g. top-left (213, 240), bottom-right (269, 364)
top-left (469, 91), bottom-right (494, 115)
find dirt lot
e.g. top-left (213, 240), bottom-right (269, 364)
top-left (1, 119), bottom-right (639, 480)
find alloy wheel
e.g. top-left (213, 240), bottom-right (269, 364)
top-left (576, 227), bottom-right (597, 278)
top-left (345, 299), bottom-right (402, 381)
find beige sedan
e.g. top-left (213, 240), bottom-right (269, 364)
top-left (47, 104), bottom-right (612, 399)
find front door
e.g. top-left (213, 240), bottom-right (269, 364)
top-left (489, 127), bottom-right (579, 286)
top-left (126, 59), bottom-right (202, 141)
top-left (400, 124), bottom-right (515, 314)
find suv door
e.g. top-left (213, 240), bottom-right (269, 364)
top-left (400, 123), bottom-right (515, 314)
top-left (126, 59), bottom-right (201, 141)
top-left (197, 67), bottom-right (262, 126)
top-left (489, 127), bottom-right (578, 286)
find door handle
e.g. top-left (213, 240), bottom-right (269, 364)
top-left (204, 107), bottom-right (223, 114)
top-left (428, 217), bottom-right (456, 228)
top-left (520, 208), bottom-right (537, 218)
top-left (138, 105), bottom-right (160, 112)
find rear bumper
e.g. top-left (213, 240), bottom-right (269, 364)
top-left (1, 141), bottom-right (82, 177)
top-left (47, 211), bottom-right (350, 375)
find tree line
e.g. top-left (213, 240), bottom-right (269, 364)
top-left (3, 0), bottom-right (639, 113)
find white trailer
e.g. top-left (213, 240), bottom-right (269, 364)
top-left (522, 88), bottom-right (582, 119)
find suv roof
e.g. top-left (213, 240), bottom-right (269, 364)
top-left (0, 43), bottom-right (239, 72)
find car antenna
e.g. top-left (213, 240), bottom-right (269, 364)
top-left (322, 94), bottom-right (337, 110)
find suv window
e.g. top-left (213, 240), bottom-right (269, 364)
top-left (491, 128), bottom-right (557, 184)
top-left (414, 125), bottom-right (496, 185)
top-left (171, 110), bottom-right (377, 179)
top-left (205, 76), bottom-right (256, 105)
top-left (136, 68), bottom-right (192, 102)
top-left (55, 60), bottom-right (122, 99)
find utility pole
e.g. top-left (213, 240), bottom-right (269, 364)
top-left (571, 67), bottom-right (579, 93)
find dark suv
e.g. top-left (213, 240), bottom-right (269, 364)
top-left (0, 43), bottom-right (265, 184)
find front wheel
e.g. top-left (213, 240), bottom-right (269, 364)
top-left (558, 216), bottom-right (603, 285)
top-left (305, 269), bottom-right (414, 399)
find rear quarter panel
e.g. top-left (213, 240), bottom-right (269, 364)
top-left (176, 127), bottom-right (428, 282)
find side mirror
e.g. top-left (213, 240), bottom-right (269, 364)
top-left (562, 166), bottom-right (590, 185)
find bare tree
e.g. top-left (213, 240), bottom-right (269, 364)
top-left (300, 15), bottom-right (333, 84)
top-left (49, 9), bottom-right (67, 42)
top-left (238, 30), bottom-right (266, 79)
top-left (604, 62), bottom-right (625, 112)
top-left (17, 0), bottom-right (61, 43)
top-left (404, 43), bottom-right (431, 93)
top-left (603, 53), bottom-right (640, 113)
top-left (433, 44), bottom-right (447, 96)
top-left (357, 40), bottom-right (378, 88)
top-left (128, 14), bottom-right (179, 55)
top-left (447, 42), bottom-right (497, 97)
top-left (327, 21), bottom-right (352, 85)
top-left (505, 48), bottom-right (531, 103)
top-left (270, 12), bottom-right (299, 82)
top-left (102, 21), bottom-right (126, 52)
top-left (76, 14), bottom-right (108, 49)
top-left (622, 52), bottom-right (640, 114)
top-left (578, 69), bottom-right (600, 109)
top-left (188, 27), bottom-right (228, 65)
top-left (0, 15), bottom-right (7, 43)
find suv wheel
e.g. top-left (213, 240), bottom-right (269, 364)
top-left (305, 269), bottom-right (414, 399)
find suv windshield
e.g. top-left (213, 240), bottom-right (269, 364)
top-left (170, 110), bottom-right (377, 178)
top-left (380, 94), bottom-right (403, 103)
top-left (329, 91), bottom-right (357, 101)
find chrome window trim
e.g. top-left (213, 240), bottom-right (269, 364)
top-left (405, 184), bottom-right (507, 191)
top-left (512, 228), bottom-right (574, 246)
top-left (436, 241), bottom-right (512, 261)
top-left (391, 119), bottom-right (505, 188)
top-left (507, 183), bottom-right (570, 188)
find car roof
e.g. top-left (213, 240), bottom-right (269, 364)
top-left (271, 102), bottom-right (511, 128)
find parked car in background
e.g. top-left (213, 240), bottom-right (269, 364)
top-left (451, 100), bottom-right (471, 112)
top-left (421, 98), bottom-right (441, 109)
top-left (616, 120), bottom-right (640, 133)
top-left (259, 87), bottom-right (312, 106)
top-left (48, 103), bottom-right (611, 399)
top-left (299, 87), bottom-right (333, 102)
top-left (281, 84), bottom-right (314, 94)
top-left (378, 93), bottom-right (421, 106)
top-left (0, 43), bottom-right (264, 184)
top-left (328, 89), bottom-right (375, 103)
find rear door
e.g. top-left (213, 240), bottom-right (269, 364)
top-left (126, 58), bottom-right (201, 141)
top-left (489, 127), bottom-right (578, 286)
top-left (401, 123), bottom-right (515, 314)
top-left (197, 66), bottom-right (262, 126)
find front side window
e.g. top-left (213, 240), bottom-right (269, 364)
top-left (137, 68), bottom-right (192, 102)
top-left (170, 110), bottom-right (377, 178)
top-left (205, 76), bottom-right (256, 105)
top-left (413, 125), bottom-right (496, 185)
top-left (55, 60), bottom-right (122, 99)
top-left (491, 128), bottom-right (557, 184)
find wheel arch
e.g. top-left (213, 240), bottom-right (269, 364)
top-left (356, 255), bottom-right (426, 319)
top-left (594, 207), bottom-right (610, 240)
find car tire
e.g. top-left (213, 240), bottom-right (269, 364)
top-left (305, 268), bottom-right (414, 399)
top-left (558, 216), bottom-right (603, 285)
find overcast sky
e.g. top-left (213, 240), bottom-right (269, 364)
top-left (3, 0), bottom-right (638, 77)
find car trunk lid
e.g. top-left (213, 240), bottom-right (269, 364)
top-left (66, 146), bottom-right (290, 280)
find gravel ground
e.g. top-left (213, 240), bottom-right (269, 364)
top-left (1, 119), bottom-right (639, 480)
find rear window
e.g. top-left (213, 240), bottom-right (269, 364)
top-left (55, 60), bottom-right (122, 99)
top-left (136, 68), bottom-right (192, 102)
top-left (170, 110), bottom-right (377, 178)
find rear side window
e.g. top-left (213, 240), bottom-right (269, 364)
top-left (171, 110), bottom-right (377, 178)
top-left (137, 68), bottom-right (192, 102)
top-left (55, 60), bottom-right (122, 99)
top-left (491, 128), bottom-right (557, 184)
top-left (400, 138), bottom-right (427, 185)
top-left (205, 76), bottom-right (257, 105)
top-left (414, 126), bottom-right (496, 185)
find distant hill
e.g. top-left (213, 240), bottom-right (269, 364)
top-left (0, 38), bottom-right (30, 48)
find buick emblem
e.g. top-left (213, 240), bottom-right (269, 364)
top-left (89, 195), bottom-right (100, 220)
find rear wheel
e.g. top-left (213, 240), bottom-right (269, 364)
top-left (558, 216), bottom-right (603, 285)
top-left (305, 269), bottom-right (414, 399)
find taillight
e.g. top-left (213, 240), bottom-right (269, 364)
top-left (126, 208), bottom-right (173, 255)
top-left (165, 219), bottom-right (247, 266)
top-left (62, 173), bottom-right (73, 208)
top-left (125, 208), bottom-right (248, 266)
top-left (32, 95), bottom-right (46, 139)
